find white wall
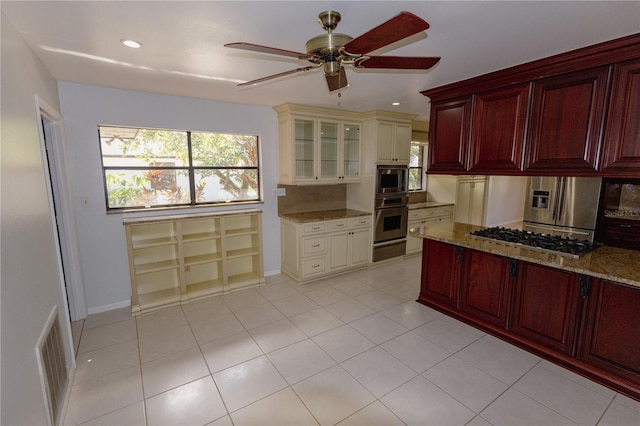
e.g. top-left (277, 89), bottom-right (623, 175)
top-left (1, 11), bottom-right (73, 425)
top-left (426, 175), bottom-right (458, 203)
top-left (485, 175), bottom-right (528, 226)
top-left (57, 82), bottom-right (281, 314)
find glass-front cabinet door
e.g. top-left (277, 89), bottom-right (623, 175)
top-left (320, 121), bottom-right (339, 179)
top-left (342, 123), bottom-right (360, 180)
top-left (294, 118), bottom-right (315, 180)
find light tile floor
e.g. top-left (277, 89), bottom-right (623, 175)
top-left (66, 256), bottom-right (640, 425)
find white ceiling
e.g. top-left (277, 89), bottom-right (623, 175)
top-left (2, 1), bottom-right (639, 120)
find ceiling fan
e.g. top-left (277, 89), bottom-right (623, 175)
top-left (225, 10), bottom-right (440, 93)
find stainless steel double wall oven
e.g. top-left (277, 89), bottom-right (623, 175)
top-left (373, 166), bottom-right (409, 262)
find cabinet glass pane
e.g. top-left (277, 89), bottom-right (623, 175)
top-left (320, 122), bottom-right (338, 179)
top-left (294, 119), bottom-right (315, 179)
top-left (343, 124), bottom-right (360, 178)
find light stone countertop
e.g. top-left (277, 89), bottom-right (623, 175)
top-left (410, 221), bottom-right (640, 289)
top-left (280, 209), bottom-right (371, 223)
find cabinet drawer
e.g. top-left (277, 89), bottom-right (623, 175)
top-left (351, 216), bottom-right (371, 228)
top-left (409, 207), bottom-right (453, 221)
top-left (327, 219), bottom-right (349, 231)
top-left (303, 222), bottom-right (327, 234)
top-left (303, 257), bottom-right (327, 276)
top-left (302, 236), bottom-right (327, 256)
top-left (600, 218), bottom-right (640, 250)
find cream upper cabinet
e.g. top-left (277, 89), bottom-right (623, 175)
top-left (375, 121), bottom-right (411, 164)
top-left (275, 103), bottom-right (361, 185)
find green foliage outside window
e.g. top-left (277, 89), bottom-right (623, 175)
top-left (409, 143), bottom-right (424, 191)
top-left (99, 126), bottom-right (261, 210)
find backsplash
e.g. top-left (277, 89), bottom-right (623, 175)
top-left (277, 184), bottom-right (346, 215)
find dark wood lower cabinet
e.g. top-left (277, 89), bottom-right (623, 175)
top-left (510, 263), bottom-right (582, 355)
top-left (459, 250), bottom-right (512, 328)
top-left (418, 239), bottom-right (640, 401)
top-left (419, 239), bottom-right (462, 308)
top-left (580, 279), bottom-right (640, 385)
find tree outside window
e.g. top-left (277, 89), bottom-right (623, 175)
top-left (409, 142), bottom-right (425, 191)
top-left (99, 126), bottom-right (261, 211)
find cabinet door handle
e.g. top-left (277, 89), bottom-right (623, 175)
top-left (455, 247), bottom-right (465, 264)
top-left (311, 244), bottom-right (320, 248)
top-left (312, 264), bottom-right (320, 268)
top-left (579, 275), bottom-right (592, 298)
top-left (507, 258), bottom-right (518, 279)
top-left (619, 224), bottom-right (632, 228)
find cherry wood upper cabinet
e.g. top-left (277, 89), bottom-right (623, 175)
top-left (427, 97), bottom-right (471, 173)
top-left (468, 85), bottom-right (531, 173)
top-left (524, 66), bottom-right (611, 173)
top-left (600, 58), bottom-right (640, 176)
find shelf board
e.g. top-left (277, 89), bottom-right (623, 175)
top-left (225, 228), bottom-right (259, 237)
top-left (137, 287), bottom-right (182, 307)
top-left (182, 231), bottom-right (221, 242)
top-left (184, 253), bottom-right (223, 266)
top-left (186, 280), bottom-right (224, 298)
top-left (226, 248), bottom-right (260, 259)
top-left (135, 259), bottom-right (180, 274)
top-left (132, 236), bottom-right (177, 249)
top-left (227, 271), bottom-right (265, 287)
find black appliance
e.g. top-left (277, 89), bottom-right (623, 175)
top-left (469, 227), bottom-right (597, 258)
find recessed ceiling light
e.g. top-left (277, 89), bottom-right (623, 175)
top-left (391, 102), bottom-right (400, 106)
top-left (121, 39), bottom-right (142, 49)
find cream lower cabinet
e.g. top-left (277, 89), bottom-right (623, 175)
top-left (406, 206), bottom-right (454, 254)
top-left (124, 210), bottom-right (264, 315)
top-left (281, 215), bottom-right (371, 282)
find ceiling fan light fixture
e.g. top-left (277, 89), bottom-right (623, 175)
top-left (121, 39), bottom-right (142, 49)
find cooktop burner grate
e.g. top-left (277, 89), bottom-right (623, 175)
top-left (468, 227), bottom-right (597, 258)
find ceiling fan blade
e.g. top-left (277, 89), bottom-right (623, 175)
top-left (355, 56), bottom-right (441, 70)
top-left (342, 11), bottom-right (430, 55)
top-left (325, 67), bottom-right (349, 91)
top-left (237, 66), bottom-right (316, 86)
top-left (225, 42), bottom-right (317, 61)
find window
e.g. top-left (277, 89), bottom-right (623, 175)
top-left (99, 126), bottom-right (261, 211)
top-left (409, 142), bottom-right (425, 191)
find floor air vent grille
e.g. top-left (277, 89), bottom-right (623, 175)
top-left (36, 307), bottom-right (69, 426)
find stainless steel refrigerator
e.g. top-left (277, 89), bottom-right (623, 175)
top-left (523, 177), bottom-right (602, 241)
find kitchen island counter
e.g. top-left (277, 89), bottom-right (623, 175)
top-left (410, 221), bottom-right (640, 289)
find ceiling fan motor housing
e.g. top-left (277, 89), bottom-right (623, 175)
top-left (305, 33), bottom-right (353, 75)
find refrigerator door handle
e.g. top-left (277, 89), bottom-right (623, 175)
top-left (552, 177), bottom-right (562, 222)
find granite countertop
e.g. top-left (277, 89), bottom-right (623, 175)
top-left (280, 208), bottom-right (371, 223)
top-left (408, 201), bottom-right (455, 210)
top-left (410, 221), bottom-right (640, 289)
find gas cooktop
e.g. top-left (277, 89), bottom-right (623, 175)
top-left (468, 227), bottom-right (597, 258)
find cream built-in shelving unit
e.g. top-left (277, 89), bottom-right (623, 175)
top-left (124, 209), bottom-right (264, 315)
